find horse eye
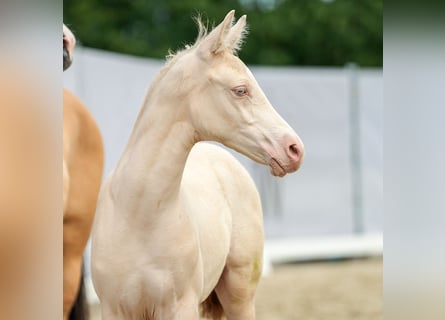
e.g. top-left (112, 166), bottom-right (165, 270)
top-left (231, 86), bottom-right (248, 96)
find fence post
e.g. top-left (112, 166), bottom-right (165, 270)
top-left (347, 62), bottom-right (364, 234)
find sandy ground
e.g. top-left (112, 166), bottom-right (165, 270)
top-left (90, 257), bottom-right (382, 320)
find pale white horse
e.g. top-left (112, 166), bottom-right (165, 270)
top-left (91, 10), bottom-right (304, 320)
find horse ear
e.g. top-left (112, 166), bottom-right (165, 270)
top-left (226, 15), bottom-right (247, 54)
top-left (211, 10), bottom-right (235, 54)
top-left (198, 10), bottom-right (235, 57)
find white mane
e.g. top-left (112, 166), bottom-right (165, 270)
top-left (166, 14), bottom-right (248, 64)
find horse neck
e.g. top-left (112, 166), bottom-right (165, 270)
top-left (113, 89), bottom-right (196, 214)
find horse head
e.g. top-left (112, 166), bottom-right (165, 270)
top-left (176, 11), bottom-right (304, 177)
top-left (63, 24), bottom-right (76, 71)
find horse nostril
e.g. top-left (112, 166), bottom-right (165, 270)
top-left (288, 144), bottom-right (301, 163)
top-left (63, 37), bottom-right (68, 48)
top-left (289, 144), bottom-right (299, 155)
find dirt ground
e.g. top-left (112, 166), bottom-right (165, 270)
top-left (255, 257), bottom-right (382, 320)
top-left (91, 257), bottom-right (382, 320)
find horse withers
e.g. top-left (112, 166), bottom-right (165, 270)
top-left (63, 24), bottom-right (104, 320)
top-left (91, 11), bottom-right (304, 320)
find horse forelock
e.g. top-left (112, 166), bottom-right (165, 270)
top-left (165, 12), bottom-right (245, 63)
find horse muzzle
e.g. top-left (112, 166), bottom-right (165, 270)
top-left (63, 25), bottom-right (76, 71)
top-left (63, 45), bottom-right (72, 71)
top-left (266, 134), bottom-right (304, 177)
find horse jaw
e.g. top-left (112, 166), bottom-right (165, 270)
top-left (63, 24), bottom-right (76, 71)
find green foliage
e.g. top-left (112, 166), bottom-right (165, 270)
top-left (64, 0), bottom-right (382, 67)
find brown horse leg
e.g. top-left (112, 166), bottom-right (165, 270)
top-left (69, 264), bottom-right (89, 320)
top-left (63, 254), bottom-right (84, 320)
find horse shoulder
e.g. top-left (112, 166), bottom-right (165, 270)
top-left (63, 88), bottom-right (104, 251)
top-left (63, 89), bottom-right (104, 207)
top-left (63, 89), bottom-right (104, 170)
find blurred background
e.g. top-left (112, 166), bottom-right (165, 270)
top-left (64, 0), bottom-right (382, 319)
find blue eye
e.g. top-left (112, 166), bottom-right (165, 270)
top-left (231, 86), bottom-right (248, 96)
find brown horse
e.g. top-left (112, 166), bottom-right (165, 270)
top-left (63, 24), bottom-right (104, 320)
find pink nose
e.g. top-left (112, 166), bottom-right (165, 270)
top-left (63, 25), bottom-right (76, 53)
top-left (284, 135), bottom-right (304, 171)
